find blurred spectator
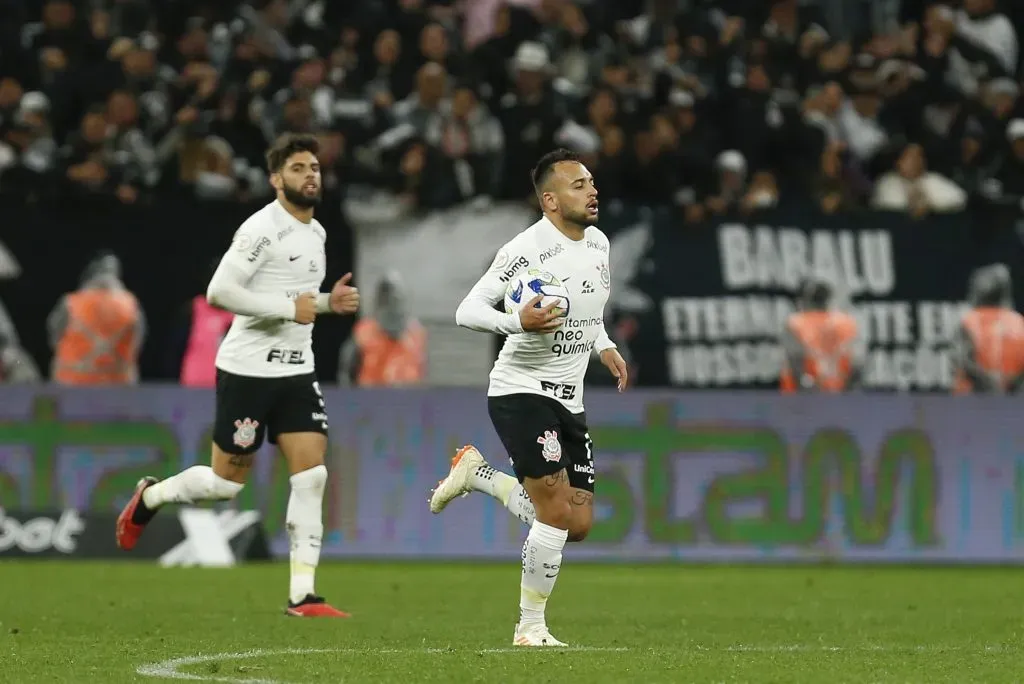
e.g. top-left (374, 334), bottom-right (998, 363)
top-left (953, 264), bottom-right (1024, 394)
top-left (339, 272), bottom-right (426, 386)
top-left (780, 278), bottom-right (864, 394)
top-left (47, 252), bottom-right (145, 385)
top-left (872, 143), bottom-right (967, 216)
top-left (496, 41), bottom-right (565, 200)
top-left (815, 141), bottom-right (869, 214)
top-left (0, 0), bottom-right (1020, 218)
top-left (991, 119), bottom-right (1024, 201)
top-left (0, 330), bottom-right (41, 383)
top-left (171, 260), bottom-right (235, 388)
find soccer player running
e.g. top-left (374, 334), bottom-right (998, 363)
top-left (430, 149), bottom-right (629, 646)
top-left (115, 134), bottom-right (359, 618)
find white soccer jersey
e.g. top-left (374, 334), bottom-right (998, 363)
top-left (456, 216), bottom-right (617, 413)
top-left (212, 200), bottom-right (327, 378)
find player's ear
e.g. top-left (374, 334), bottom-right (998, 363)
top-left (542, 191), bottom-right (557, 212)
top-left (269, 171), bottom-right (282, 191)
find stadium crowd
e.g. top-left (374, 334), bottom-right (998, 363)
top-left (0, 0), bottom-right (1022, 220)
top-left (3, 0), bottom-right (1024, 386)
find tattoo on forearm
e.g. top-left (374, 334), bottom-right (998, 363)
top-left (542, 470), bottom-right (568, 487)
top-left (570, 490), bottom-right (593, 507)
top-left (228, 452), bottom-right (254, 468)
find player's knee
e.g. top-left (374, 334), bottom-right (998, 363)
top-left (534, 499), bottom-right (573, 530)
top-left (291, 463), bottom-right (328, 492)
top-left (567, 520), bottom-right (592, 543)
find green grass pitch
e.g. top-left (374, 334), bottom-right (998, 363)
top-left (1, 561), bottom-right (1021, 682)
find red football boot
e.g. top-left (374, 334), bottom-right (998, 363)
top-left (285, 595), bottom-right (351, 618)
top-left (116, 476), bottom-right (158, 550)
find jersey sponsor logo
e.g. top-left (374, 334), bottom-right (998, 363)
top-left (540, 380), bottom-right (577, 401)
top-left (538, 244), bottom-right (564, 263)
top-left (587, 239), bottom-right (608, 253)
top-left (536, 430), bottom-right (562, 462)
top-left (232, 418), bottom-right (259, 448)
top-left (581, 280), bottom-right (595, 294)
top-left (247, 236), bottom-right (272, 263)
top-left (598, 262), bottom-right (610, 289)
top-left (277, 227), bottom-right (295, 241)
top-left (266, 348), bottom-right (305, 364)
top-left (498, 256), bottom-right (529, 283)
top-left (550, 317), bottom-right (603, 356)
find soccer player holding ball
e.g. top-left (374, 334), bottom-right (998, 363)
top-left (431, 149), bottom-right (628, 647)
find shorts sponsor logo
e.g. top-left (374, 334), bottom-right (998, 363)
top-left (536, 430), bottom-right (562, 462)
top-left (232, 418), bottom-right (259, 449)
top-left (573, 463), bottom-right (595, 476)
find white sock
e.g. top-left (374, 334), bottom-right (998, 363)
top-left (520, 521), bottom-right (567, 628)
top-left (142, 466), bottom-right (242, 508)
top-left (470, 464), bottom-right (536, 526)
top-left (287, 465), bottom-right (327, 604)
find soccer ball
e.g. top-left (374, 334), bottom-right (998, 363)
top-left (504, 268), bottom-right (570, 320)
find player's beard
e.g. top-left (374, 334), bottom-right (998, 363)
top-left (282, 181), bottom-right (322, 208)
top-left (563, 207), bottom-right (597, 228)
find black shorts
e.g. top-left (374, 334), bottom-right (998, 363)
top-left (212, 369), bottom-right (329, 455)
top-left (487, 393), bottom-right (595, 492)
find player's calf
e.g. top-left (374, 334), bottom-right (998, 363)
top-left (516, 470), bottom-right (575, 630)
top-left (566, 488), bottom-right (594, 542)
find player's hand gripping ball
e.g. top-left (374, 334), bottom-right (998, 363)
top-left (505, 268), bottom-right (570, 332)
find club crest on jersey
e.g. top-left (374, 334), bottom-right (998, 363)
top-left (232, 418), bottom-right (259, 448)
top-left (598, 262), bottom-right (610, 290)
top-left (537, 430), bottom-right (562, 462)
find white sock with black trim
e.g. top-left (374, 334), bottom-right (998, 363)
top-left (519, 520), bottom-right (567, 628)
top-left (469, 464), bottom-right (535, 525)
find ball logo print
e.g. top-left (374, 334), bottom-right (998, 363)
top-left (536, 430), bottom-right (562, 462)
top-left (232, 418), bottom-right (259, 448)
top-left (504, 268), bottom-right (571, 319)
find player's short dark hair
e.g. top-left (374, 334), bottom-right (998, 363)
top-left (265, 133), bottom-right (320, 174)
top-left (531, 148), bottom-right (580, 191)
